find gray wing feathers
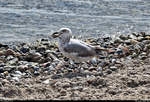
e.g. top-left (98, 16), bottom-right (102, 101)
top-left (63, 42), bottom-right (96, 57)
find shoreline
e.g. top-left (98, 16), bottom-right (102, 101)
top-left (0, 32), bottom-right (150, 100)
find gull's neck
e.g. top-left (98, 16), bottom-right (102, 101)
top-left (59, 36), bottom-right (71, 46)
top-left (58, 33), bottom-right (72, 46)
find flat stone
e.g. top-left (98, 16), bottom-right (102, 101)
top-left (110, 66), bottom-right (117, 71)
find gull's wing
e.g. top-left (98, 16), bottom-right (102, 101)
top-left (63, 39), bottom-right (96, 57)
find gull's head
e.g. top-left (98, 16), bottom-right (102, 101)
top-left (52, 28), bottom-right (72, 39)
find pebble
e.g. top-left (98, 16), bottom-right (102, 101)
top-left (15, 71), bottom-right (22, 75)
top-left (0, 67), bottom-right (4, 73)
top-left (3, 71), bottom-right (9, 76)
top-left (34, 71), bottom-right (40, 76)
top-left (60, 90), bottom-right (67, 96)
top-left (110, 59), bottom-right (116, 64)
top-left (114, 39), bottom-right (124, 44)
top-left (105, 69), bottom-right (112, 74)
top-left (109, 66), bottom-right (117, 71)
top-left (97, 67), bottom-right (103, 72)
top-left (20, 47), bottom-right (30, 53)
top-left (42, 79), bottom-right (50, 84)
top-left (12, 77), bottom-right (20, 82)
top-left (119, 35), bottom-right (128, 40)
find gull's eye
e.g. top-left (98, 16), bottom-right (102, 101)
top-left (62, 29), bottom-right (68, 33)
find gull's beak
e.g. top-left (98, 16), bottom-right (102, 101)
top-left (51, 32), bottom-right (61, 38)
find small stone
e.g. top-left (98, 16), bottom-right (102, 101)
top-left (109, 66), bottom-right (117, 71)
top-left (139, 53), bottom-right (147, 60)
top-left (140, 56), bottom-right (147, 60)
top-left (145, 44), bottom-right (150, 50)
top-left (0, 43), bottom-right (8, 48)
top-left (115, 49), bottom-right (123, 56)
top-left (137, 37), bottom-right (145, 42)
top-left (72, 86), bottom-right (83, 91)
top-left (131, 52), bottom-right (138, 58)
top-left (114, 39), bottom-right (124, 44)
top-left (33, 66), bottom-right (40, 71)
top-left (129, 34), bottom-right (137, 39)
top-left (12, 77), bottom-right (19, 82)
top-left (1, 79), bottom-right (9, 85)
top-left (15, 71), bottom-right (22, 74)
top-left (34, 71), bottom-right (40, 76)
top-left (105, 69), bottom-right (112, 74)
top-left (60, 90), bottom-right (67, 96)
top-left (47, 53), bottom-right (59, 61)
top-left (99, 61), bottom-right (109, 68)
top-left (20, 46), bottom-right (30, 53)
top-left (7, 58), bottom-right (18, 65)
top-left (110, 59), bottom-right (116, 64)
top-left (90, 57), bottom-right (97, 65)
top-left (41, 38), bottom-right (49, 42)
top-left (124, 40), bottom-right (132, 45)
top-left (6, 55), bottom-right (14, 60)
top-left (5, 49), bottom-right (16, 56)
top-left (0, 63), bottom-right (5, 67)
top-left (45, 50), bottom-right (51, 53)
top-left (140, 32), bottom-right (146, 37)
top-left (43, 79), bottom-right (50, 84)
top-left (130, 39), bottom-right (139, 45)
top-left (107, 49), bottom-right (116, 54)
top-left (37, 46), bottom-right (46, 52)
top-left (143, 40), bottom-right (150, 45)
top-left (99, 56), bottom-right (106, 59)
top-left (3, 66), bottom-right (15, 72)
top-left (0, 67), bottom-right (4, 73)
top-left (119, 35), bottom-right (128, 40)
top-left (3, 71), bottom-right (9, 76)
top-left (97, 67), bottom-right (103, 72)
top-left (89, 67), bottom-right (96, 71)
top-left (145, 36), bottom-right (150, 40)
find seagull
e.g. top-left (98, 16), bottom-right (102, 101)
top-left (51, 28), bottom-right (108, 63)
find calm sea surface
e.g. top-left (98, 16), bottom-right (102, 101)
top-left (0, 0), bottom-right (150, 42)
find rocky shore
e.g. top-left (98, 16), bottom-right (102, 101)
top-left (0, 32), bottom-right (150, 100)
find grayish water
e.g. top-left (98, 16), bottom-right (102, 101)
top-left (0, 0), bottom-right (150, 42)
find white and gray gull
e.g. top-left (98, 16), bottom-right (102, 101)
top-left (51, 28), bottom-right (108, 62)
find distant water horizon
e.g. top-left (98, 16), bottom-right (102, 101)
top-left (0, 0), bottom-right (150, 43)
